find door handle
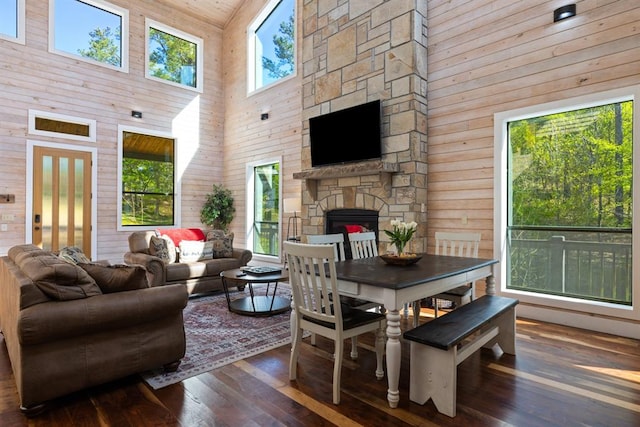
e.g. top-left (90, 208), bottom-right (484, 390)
top-left (35, 214), bottom-right (41, 223)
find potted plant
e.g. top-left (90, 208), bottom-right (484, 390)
top-left (200, 184), bottom-right (235, 231)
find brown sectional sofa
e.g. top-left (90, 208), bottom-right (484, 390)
top-left (0, 244), bottom-right (188, 415)
top-left (124, 228), bottom-right (253, 295)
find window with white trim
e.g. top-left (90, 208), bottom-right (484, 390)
top-left (145, 19), bottom-right (203, 92)
top-left (117, 127), bottom-right (178, 230)
top-left (494, 86), bottom-right (639, 322)
top-left (247, 160), bottom-right (281, 258)
top-left (49, 0), bottom-right (129, 72)
top-left (247, 0), bottom-right (295, 94)
top-left (0, 0), bottom-right (25, 44)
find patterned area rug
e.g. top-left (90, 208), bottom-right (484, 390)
top-left (142, 282), bottom-right (294, 389)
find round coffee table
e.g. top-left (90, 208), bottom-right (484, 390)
top-left (220, 268), bottom-right (290, 316)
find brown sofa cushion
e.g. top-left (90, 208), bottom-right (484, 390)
top-left (207, 230), bottom-right (234, 258)
top-left (79, 263), bottom-right (149, 294)
top-left (17, 253), bottom-right (101, 300)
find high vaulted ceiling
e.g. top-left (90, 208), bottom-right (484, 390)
top-left (157, 0), bottom-right (245, 29)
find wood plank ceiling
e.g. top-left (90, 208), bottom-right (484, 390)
top-left (156, 0), bottom-right (245, 28)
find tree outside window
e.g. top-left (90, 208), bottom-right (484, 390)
top-left (121, 131), bottom-right (175, 227)
top-left (51, 0), bottom-right (127, 70)
top-left (249, 0), bottom-right (295, 92)
top-left (507, 101), bottom-right (633, 304)
top-left (146, 19), bottom-right (203, 91)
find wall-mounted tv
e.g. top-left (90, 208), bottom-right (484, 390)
top-left (309, 99), bottom-right (382, 167)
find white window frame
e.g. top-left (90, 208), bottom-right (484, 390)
top-left (247, 0), bottom-right (296, 95)
top-left (48, 0), bottom-right (129, 72)
top-left (0, 0), bottom-right (25, 44)
top-left (28, 109), bottom-right (97, 142)
top-left (494, 86), bottom-right (640, 336)
top-left (246, 157), bottom-right (282, 262)
top-left (116, 125), bottom-right (181, 231)
top-left (145, 18), bottom-right (204, 93)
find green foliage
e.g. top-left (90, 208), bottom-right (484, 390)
top-left (509, 101), bottom-right (633, 228)
top-left (78, 26), bottom-right (121, 66)
top-left (262, 14), bottom-right (294, 80)
top-left (121, 158), bottom-right (174, 226)
top-left (149, 28), bottom-right (197, 87)
top-left (201, 184), bottom-right (235, 231)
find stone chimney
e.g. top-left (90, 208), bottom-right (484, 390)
top-left (296, 0), bottom-right (427, 253)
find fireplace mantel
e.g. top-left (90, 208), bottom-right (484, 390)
top-left (293, 160), bottom-right (399, 200)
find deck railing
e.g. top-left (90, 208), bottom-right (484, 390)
top-left (508, 226), bottom-right (632, 304)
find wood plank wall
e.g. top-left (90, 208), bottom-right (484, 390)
top-left (425, 0), bottom-right (640, 259)
top-left (0, 0), bottom-right (225, 261)
top-left (222, 0), bottom-right (303, 261)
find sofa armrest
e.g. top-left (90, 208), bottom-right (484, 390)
top-left (124, 251), bottom-right (166, 286)
top-left (232, 248), bottom-right (253, 266)
top-left (18, 284), bottom-right (188, 346)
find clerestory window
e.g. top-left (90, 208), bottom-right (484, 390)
top-left (0, 0), bottom-right (25, 44)
top-left (247, 0), bottom-right (296, 94)
top-left (50, 0), bottom-right (128, 71)
top-left (145, 19), bottom-right (203, 92)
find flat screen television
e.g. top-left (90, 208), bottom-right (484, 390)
top-left (309, 99), bottom-right (382, 167)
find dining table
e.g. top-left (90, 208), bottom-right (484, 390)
top-left (330, 254), bottom-right (499, 408)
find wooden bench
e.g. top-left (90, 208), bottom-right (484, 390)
top-left (403, 295), bottom-right (519, 417)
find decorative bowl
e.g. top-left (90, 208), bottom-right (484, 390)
top-left (379, 253), bottom-right (423, 266)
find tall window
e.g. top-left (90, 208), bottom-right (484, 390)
top-left (247, 0), bottom-right (295, 93)
top-left (50, 0), bottom-right (128, 71)
top-left (0, 0), bottom-right (25, 44)
top-left (118, 128), bottom-right (177, 229)
top-left (495, 87), bottom-right (639, 322)
top-left (145, 19), bottom-right (203, 92)
top-left (248, 161), bottom-right (280, 257)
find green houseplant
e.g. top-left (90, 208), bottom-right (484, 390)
top-left (200, 184), bottom-right (235, 231)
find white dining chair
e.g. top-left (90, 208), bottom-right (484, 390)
top-left (307, 233), bottom-right (347, 262)
top-left (284, 241), bottom-right (385, 404)
top-left (307, 233), bottom-right (380, 336)
top-left (348, 231), bottom-right (378, 259)
top-left (431, 231), bottom-right (481, 317)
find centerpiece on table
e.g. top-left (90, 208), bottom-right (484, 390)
top-left (381, 220), bottom-right (422, 265)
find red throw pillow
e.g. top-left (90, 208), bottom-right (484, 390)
top-left (345, 225), bottom-right (364, 233)
top-left (156, 228), bottom-right (205, 247)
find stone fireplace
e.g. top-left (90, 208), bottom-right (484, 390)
top-left (294, 1), bottom-right (428, 254)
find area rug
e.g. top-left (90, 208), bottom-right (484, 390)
top-left (142, 282), bottom-right (295, 389)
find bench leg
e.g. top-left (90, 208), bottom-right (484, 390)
top-left (409, 342), bottom-right (457, 417)
top-left (494, 308), bottom-right (516, 355)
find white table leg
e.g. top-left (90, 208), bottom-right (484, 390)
top-left (486, 274), bottom-right (496, 295)
top-left (385, 309), bottom-right (401, 408)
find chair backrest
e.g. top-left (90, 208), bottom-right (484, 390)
top-left (348, 231), bottom-right (379, 259)
top-left (435, 231), bottom-right (481, 258)
top-left (306, 233), bottom-right (346, 261)
top-left (284, 241), bottom-right (343, 327)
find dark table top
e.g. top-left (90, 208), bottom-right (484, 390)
top-left (332, 254), bottom-right (498, 290)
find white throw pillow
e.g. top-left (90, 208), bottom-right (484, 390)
top-left (179, 240), bottom-right (214, 262)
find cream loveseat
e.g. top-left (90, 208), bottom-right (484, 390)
top-left (124, 228), bottom-right (253, 296)
top-left (0, 244), bottom-right (188, 416)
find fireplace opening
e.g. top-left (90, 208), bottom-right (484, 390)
top-left (325, 209), bottom-right (378, 259)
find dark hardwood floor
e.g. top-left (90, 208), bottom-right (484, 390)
top-left (1, 309), bottom-right (639, 426)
